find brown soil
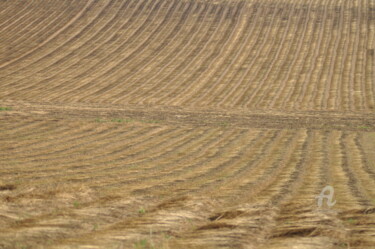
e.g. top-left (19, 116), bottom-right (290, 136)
top-left (0, 0), bottom-right (374, 248)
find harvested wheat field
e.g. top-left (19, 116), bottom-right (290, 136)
top-left (0, 0), bottom-right (375, 248)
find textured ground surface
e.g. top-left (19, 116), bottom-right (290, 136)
top-left (0, 0), bottom-right (374, 248)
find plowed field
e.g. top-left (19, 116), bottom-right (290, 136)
top-left (0, 0), bottom-right (374, 248)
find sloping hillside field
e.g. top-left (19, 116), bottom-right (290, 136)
top-left (0, 0), bottom-right (375, 248)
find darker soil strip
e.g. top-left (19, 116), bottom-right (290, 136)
top-left (1, 101), bottom-right (375, 131)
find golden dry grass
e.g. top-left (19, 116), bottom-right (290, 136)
top-left (0, 0), bottom-right (375, 248)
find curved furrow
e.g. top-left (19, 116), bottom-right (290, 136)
top-left (208, 1), bottom-right (272, 107)
top-left (350, 0), bottom-right (362, 110)
top-left (0, 2), bottom-right (66, 65)
top-left (0, 0), bottom-right (96, 70)
top-left (326, 131), bottom-right (361, 211)
top-left (110, 129), bottom-right (260, 189)
top-left (160, 0), bottom-right (248, 107)
top-left (1, 1), bottom-right (375, 248)
top-left (222, 1), bottom-right (286, 108)
top-left (0, 0), bottom-right (136, 85)
top-left (123, 129), bottom-right (264, 196)
top-left (121, 129), bottom-right (268, 195)
top-left (114, 2), bottom-right (228, 105)
top-left (0, 123), bottom-right (138, 160)
top-left (357, 134), bottom-right (375, 180)
top-left (342, 132), bottom-right (375, 202)
top-left (87, 127), bottom-right (229, 181)
top-left (333, 1), bottom-right (352, 111)
top-left (0, 0), bottom-right (19, 17)
top-left (237, 130), bottom-right (313, 246)
top-left (37, 132), bottom-right (273, 248)
top-left (246, 1), bottom-right (307, 109)
top-left (32, 0), bottom-right (132, 75)
top-left (260, 131), bottom-right (348, 248)
top-left (0, 0), bottom-right (125, 83)
top-left (40, 0), bottom-right (162, 100)
top-left (268, 0), bottom-right (320, 110)
top-left (87, 130), bottom-right (306, 249)
top-left (307, 0), bottom-right (337, 110)
top-left (7, 0), bottom-right (152, 98)
top-left (277, 1), bottom-right (324, 110)
top-left (328, 131), bottom-right (370, 209)
top-left (156, 2), bottom-right (253, 106)
top-left (4, 126), bottom-right (173, 174)
top-left (1, 1), bottom-right (72, 48)
top-left (334, 2), bottom-right (352, 111)
top-left (0, 1), bottom-right (20, 23)
top-left (16, 127), bottom-right (215, 186)
top-left (189, 1), bottom-right (263, 106)
top-left (14, 125), bottom-right (201, 178)
top-left (354, 132), bottom-right (375, 179)
top-left (320, 131), bottom-right (333, 186)
top-left (325, 0), bottom-right (348, 110)
top-left (284, 0), bottom-right (336, 110)
top-left (295, 0), bottom-right (331, 110)
top-left (85, 0), bottom-right (210, 103)
top-left (38, 0), bottom-right (133, 70)
top-left (0, 117), bottom-right (53, 138)
top-left (195, 130), bottom-right (292, 198)
top-left (299, 0), bottom-right (332, 110)
top-left (155, 1), bottom-right (254, 106)
top-left (209, 129), bottom-right (304, 202)
top-left (61, 128), bottom-right (233, 188)
top-left (233, 0), bottom-right (291, 108)
top-left (362, 0), bottom-right (373, 111)
top-left (234, 0), bottom-right (295, 109)
top-left (0, 125), bottom-right (165, 179)
top-left (0, 0), bottom-right (119, 94)
top-left (0, 1), bottom-right (105, 93)
top-left (0, 124), bottom-right (139, 174)
top-left (0, 123), bottom-right (69, 161)
top-left (100, 1), bottom-right (216, 104)
top-left (339, 1), bottom-right (359, 111)
top-left (167, 129), bottom-right (288, 197)
top-left (122, 1), bottom-right (214, 99)
top-left (152, 1), bottom-right (246, 106)
top-left (0, 122), bottom-right (80, 157)
top-left (238, 129), bottom-right (310, 206)
top-left (330, 131), bottom-right (375, 248)
top-left (270, 0), bottom-right (322, 109)
top-left (49, 0), bottom-right (181, 102)
top-left (169, 130), bottom-right (310, 249)
top-left (0, 119), bottom-right (63, 146)
top-left (0, 127), bottom-right (154, 179)
top-left (62, 128), bottom-right (242, 189)
top-left (70, 0), bottom-right (196, 103)
top-left (0, 6), bottom-right (13, 23)
top-left (50, 0), bottom-right (181, 101)
top-left (59, 126), bottom-right (216, 175)
top-left (0, 0), bottom-right (36, 32)
top-left (359, 0), bottom-right (369, 110)
top-left (366, 3), bottom-right (375, 110)
top-left (84, 0), bottom-right (205, 104)
top-left (0, 1), bottom-right (54, 43)
top-left (252, 1), bottom-right (312, 110)
top-left (22, 125), bottom-right (200, 171)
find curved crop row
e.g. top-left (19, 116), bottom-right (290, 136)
top-left (0, 0), bottom-right (374, 111)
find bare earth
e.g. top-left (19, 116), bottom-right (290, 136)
top-left (0, 0), bottom-right (374, 248)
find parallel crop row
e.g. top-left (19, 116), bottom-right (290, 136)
top-left (0, 117), bottom-right (374, 247)
top-left (0, 0), bottom-right (374, 111)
